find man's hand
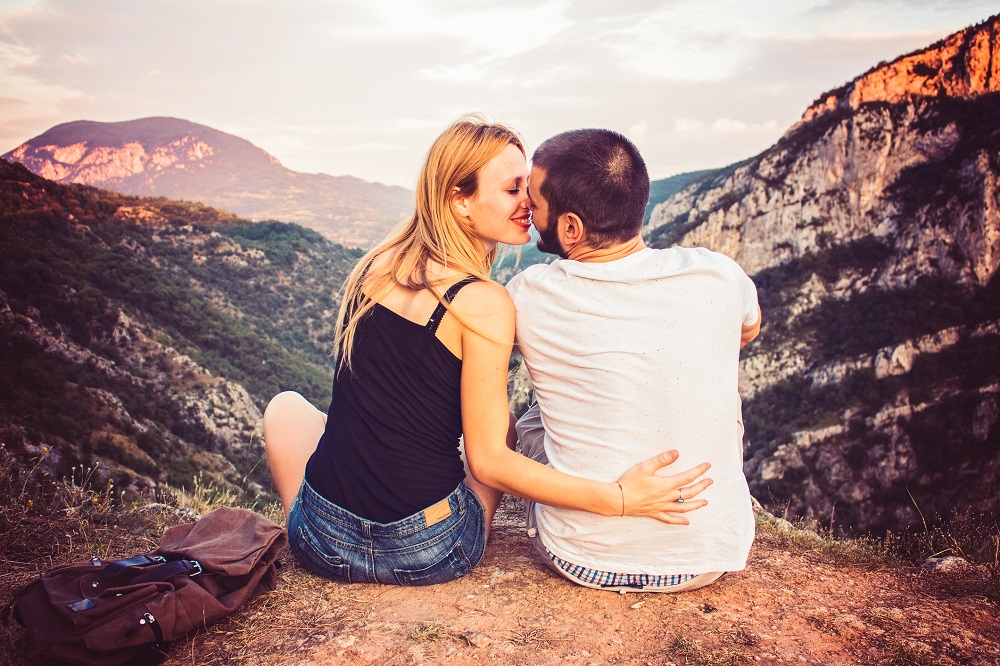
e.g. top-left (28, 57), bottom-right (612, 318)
top-left (740, 306), bottom-right (762, 348)
top-left (616, 450), bottom-right (712, 524)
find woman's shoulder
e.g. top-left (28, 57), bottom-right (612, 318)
top-left (450, 279), bottom-right (515, 336)
top-left (450, 278), bottom-right (512, 309)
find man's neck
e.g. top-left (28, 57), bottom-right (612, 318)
top-left (565, 235), bottom-right (647, 263)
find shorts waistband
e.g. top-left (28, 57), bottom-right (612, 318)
top-left (545, 549), bottom-right (698, 589)
top-left (297, 479), bottom-right (467, 538)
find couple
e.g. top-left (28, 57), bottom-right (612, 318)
top-left (264, 115), bottom-right (761, 593)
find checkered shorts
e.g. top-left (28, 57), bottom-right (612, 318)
top-left (546, 550), bottom-right (698, 590)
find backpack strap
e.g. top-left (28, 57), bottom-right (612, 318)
top-left (100, 555), bottom-right (166, 578)
top-left (426, 277), bottom-right (479, 334)
top-left (129, 559), bottom-right (202, 585)
top-left (92, 558), bottom-right (201, 594)
top-left (65, 560), bottom-right (203, 614)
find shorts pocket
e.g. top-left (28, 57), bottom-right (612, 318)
top-left (292, 524), bottom-right (352, 582)
top-left (393, 542), bottom-right (472, 586)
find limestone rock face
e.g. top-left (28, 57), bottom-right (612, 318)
top-left (0, 292), bottom-right (263, 496)
top-left (648, 100), bottom-right (1000, 288)
top-left (112, 312), bottom-right (263, 456)
top-left (15, 137), bottom-right (217, 186)
top-left (802, 18), bottom-right (1000, 123)
top-left (647, 15), bottom-right (1000, 533)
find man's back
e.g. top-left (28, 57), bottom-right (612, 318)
top-left (507, 246), bottom-right (758, 575)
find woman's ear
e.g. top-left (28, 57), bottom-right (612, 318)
top-left (452, 189), bottom-right (471, 218)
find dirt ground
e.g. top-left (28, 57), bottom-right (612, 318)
top-left (4, 497), bottom-right (998, 665)
top-left (174, 498), bottom-right (1000, 666)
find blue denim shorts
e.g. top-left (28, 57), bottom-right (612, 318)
top-left (287, 478), bottom-right (487, 586)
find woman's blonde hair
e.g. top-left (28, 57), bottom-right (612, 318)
top-left (334, 114), bottom-right (524, 371)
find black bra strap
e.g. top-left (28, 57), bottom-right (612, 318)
top-left (426, 277), bottom-right (479, 334)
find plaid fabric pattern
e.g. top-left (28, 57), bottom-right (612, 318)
top-left (547, 550), bottom-right (698, 589)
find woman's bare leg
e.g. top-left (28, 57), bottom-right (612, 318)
top-left (262, 391), bottom-right (327, 519)
top-left (461, 410), bottom-right (519, 535)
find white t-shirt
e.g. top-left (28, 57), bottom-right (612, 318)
top-left (506, 246), bottom-right (759, 575)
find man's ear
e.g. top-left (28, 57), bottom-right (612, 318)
top-left (558, 212), bottom-right (586, 247)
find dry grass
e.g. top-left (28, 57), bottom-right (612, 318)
top-left (755, 507), bottom-right (1000, 609)
top-left (410, 621), bottom-right (451, 642)
top-left (872, 640), bottom-right (952, 666)
top-left (0, 438), bottom-right (368, 665)
top-left (505, 627), bottom-right (561, 650)
top-left (156, 470), bottom-right (283, 524)
top-left (665, 633), bottom-right (756, 666)
top-left (754, 511), bottom-right (895, 569)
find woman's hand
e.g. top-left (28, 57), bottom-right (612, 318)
top-left (616, 450), bottom-right (712, 524)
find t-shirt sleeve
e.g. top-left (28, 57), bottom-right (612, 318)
top-left (714, 252), bottom-right (758, 325)
top-left (741, 272), bottom-right (759, 325)
top-left (504, 271), bottom-right (524, 353)
top-left (505, 270), bottom-right (524, 301)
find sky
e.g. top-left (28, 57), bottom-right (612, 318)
top-left (0, 1), bottom-right (997, 189)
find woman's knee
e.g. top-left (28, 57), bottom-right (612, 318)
top-left (264, 391), bottom-right (306, 423)
top-left (263, 391), bottom-right (325, 456)
top-left (265, 391), bottom-right (310, 433)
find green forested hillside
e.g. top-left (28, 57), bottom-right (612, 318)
top-left (0, 160), bottom-right (359, 497)
top-left (644, 168), bottom-right (721, 224)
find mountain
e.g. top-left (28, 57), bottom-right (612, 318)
top-left (0, 159), bottom-right (359, 500)
top-left (644, 167), bottom-right (731, 224)
top-left (2, 117), bottom-right (412, 248)
top-left (646, 15), bottom-right (1000, 533)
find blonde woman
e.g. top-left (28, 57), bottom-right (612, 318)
top-left (263, 115), bottom-right (712, 586)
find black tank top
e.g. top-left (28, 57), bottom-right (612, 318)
top-left (304, 277), bottom-right (479, 523)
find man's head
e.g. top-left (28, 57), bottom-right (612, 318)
top-left (528, 129), bottom-right (649, 257)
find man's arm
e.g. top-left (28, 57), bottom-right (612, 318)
top-left (740, 306), bottom-right (762, 348)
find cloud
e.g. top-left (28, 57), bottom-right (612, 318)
top-left (711, 118), bottom-right (782, 133)
top-left (626, 121), bottom-right (649, 141)
top-left (0, 0), bottom-right (997, 185)
top-left (673, 118), bottom-right (705, 133)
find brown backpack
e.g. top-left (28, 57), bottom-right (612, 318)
top-left (8, 507), bottom-right (287, 665)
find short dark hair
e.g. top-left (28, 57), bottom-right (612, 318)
top-left (531, 129), bottom-right (649, 247)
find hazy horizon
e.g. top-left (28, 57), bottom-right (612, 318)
top-left (1, 0), bottom-right (996, 188)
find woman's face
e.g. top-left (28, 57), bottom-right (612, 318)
top-left (457, 143), bottom-right (532, 254)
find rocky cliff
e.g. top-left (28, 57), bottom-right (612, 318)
top-left (647, 15), bottom-right (1000, 533)
top-left (802, 16), bottom-right (1000, 123)
top-left (2, 117), bottom-right (412, 247)
top-left (1, 293), bottom-right (263, 496)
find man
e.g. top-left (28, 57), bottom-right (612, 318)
top-left (507, 129), bottom-right (761, 593)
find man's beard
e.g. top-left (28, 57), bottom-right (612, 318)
top-left (535, 211), bottom-right (568, 258)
